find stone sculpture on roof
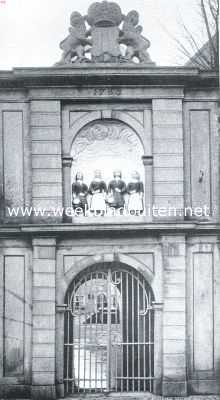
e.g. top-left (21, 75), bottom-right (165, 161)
top-left (59, 12), bottom-right (91, 63)
top-left (56, 1), bottom-right (154, 65)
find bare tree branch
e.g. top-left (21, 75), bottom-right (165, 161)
top-left (178, 0), bottom-right (219, 69)
top-left (208, 0), bottom-right (217, 19)
top-left (201, 0), bottom-right (217, 61)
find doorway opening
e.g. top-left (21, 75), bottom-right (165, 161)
top-left (64, 263), bottom-right (154, 395)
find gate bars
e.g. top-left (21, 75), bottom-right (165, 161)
top-left (64, 264), bottom-right (154, 394)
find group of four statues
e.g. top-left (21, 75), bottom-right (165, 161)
top-left (72, 170), bottom-right (144, 214)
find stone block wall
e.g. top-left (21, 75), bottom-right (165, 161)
top-left (152, 99), bottom-right (184, 216)
top-left (0, 234), bottom-right (219, 398)
top-left (31, 101), bottom-right (62, 222)
top-left (0, 91), bottom-right (218, 224)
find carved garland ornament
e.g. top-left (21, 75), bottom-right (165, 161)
top-left (71, 122), bottom-right (141, 160)
top-left (56, 1), bottom-right (154, 65)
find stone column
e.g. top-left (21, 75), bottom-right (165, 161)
top-left (142, 155), bottom-right (153, 221)
top-left (32, 238), bottom-right (56, 400)
top-left (162, 235), bottom-right (187, 397)
top-left (62, 155), bottom-right (73, 222)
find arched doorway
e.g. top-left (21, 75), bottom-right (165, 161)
top-left (64, 262), bottom-right (155, 395)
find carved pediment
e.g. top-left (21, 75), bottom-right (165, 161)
top-left (56, 1), bottom-right (155, 65)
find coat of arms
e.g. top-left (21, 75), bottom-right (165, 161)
top-left (56, 1), bottom-right (154, 65)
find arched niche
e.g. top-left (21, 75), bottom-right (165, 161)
top-left (71, 119), bottom-right (144, 185)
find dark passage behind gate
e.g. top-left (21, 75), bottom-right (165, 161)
top-left (64, 263), bottom-right (154, 394)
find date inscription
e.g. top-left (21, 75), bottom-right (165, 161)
top-left (93, 88), bottom-right (122, 96)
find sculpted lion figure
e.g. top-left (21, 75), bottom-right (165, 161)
top-left (120, 10), bottom-right (152, 63)
top-left (58, 12), bottom-right (91, 64)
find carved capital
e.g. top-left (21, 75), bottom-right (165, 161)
top-left (142, 155), bottom-right (153, 166)
top-left (62, 155), bottom-right (73, 168)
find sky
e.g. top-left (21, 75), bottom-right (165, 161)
top-left (0, 0), bottom-right (205, 69)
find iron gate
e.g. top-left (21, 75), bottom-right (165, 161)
top-left (64, 263), bottom-right (154, 394)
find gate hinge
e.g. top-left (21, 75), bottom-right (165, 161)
top-left (152, 301), bottom-right (163, 310)
top-left (139, 306), bottom-right (153, 316)
top-left (56, 303), bottom-right (68, 313)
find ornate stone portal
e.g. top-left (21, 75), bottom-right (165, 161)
top-left (57, 1), bottom-right (154, 64)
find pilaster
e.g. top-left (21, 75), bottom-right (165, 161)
top-left (31, 237), bottom-right (56, 400)
top-left (162, 234), bottom-right (187, 396)
top-left (31, 100), bottom-right (62, 222)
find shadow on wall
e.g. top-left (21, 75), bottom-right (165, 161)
top-left (3, 345), bottom-right (24, 376)
top-left (0, 186), bottom-right (13, 223)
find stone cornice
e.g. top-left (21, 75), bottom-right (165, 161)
top-left (1, 222), bottom-right (220, 236)
top-left (0, 66), bottom-right (218, 89)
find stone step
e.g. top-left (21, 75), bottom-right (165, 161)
top-left (63, 396), bottom-right (220, 400)
top-left (2, 396), bottom-right (219, 400)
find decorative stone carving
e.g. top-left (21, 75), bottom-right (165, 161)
top-left (87, 1), bottom-right (123, 27)
top-left (86, 1), bottom-right (123, 63)
top-left (72, 122), bottom-right (141, 159)
top-left (57, 1), bottom-right (154, 65)
top-left (89, 170), bottom-right (107, 213)
top-left (71, 120), bottom-right (144, 188)
top-left (57, 12), bottom-right (91, 64)
top-left (120, 11), bottom-right (152, 63)
top-left (72, 171), bottom-right (88, 211)
top-left (127, 171), bottom-right (144, 214)
top-left (107, 170), bottom-right (126, 209)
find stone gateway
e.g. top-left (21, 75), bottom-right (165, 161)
top-left (0, 1), bottom-right (219, 400)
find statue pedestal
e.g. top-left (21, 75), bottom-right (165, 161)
top-left (72, 215), bottom-right (148, 224)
